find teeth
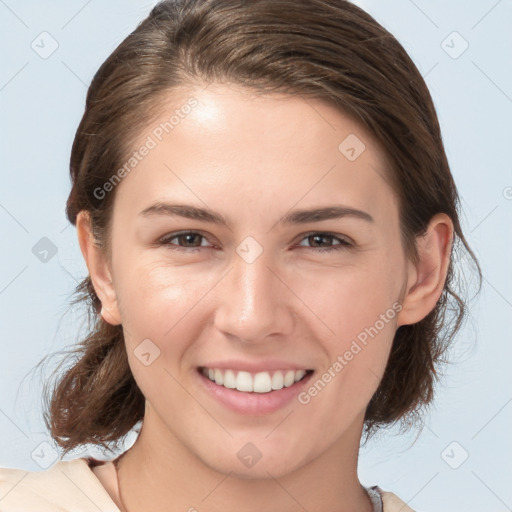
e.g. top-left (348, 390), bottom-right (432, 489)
top-left (201, 367), bottom-right (309, 393)
top-left (214, 369), bottom-right (224, 386)
top-left (236, 371), bottom-right (253, 392)
top-left (253, 372), bottom-right (272, 393)
top-left (223, 369), bottom-right (236, 389)
top-left (271, 371), bottom-right (284, 389)
top-left (284, 370), bottom-right (295, 387)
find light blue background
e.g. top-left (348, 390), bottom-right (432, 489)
top-left (1, 1), bottom-right (511, 510)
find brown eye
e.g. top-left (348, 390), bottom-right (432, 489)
top-left (158, 231), bottom-right (212, 251)
top-left (297, 233), bottom-right (352, 252)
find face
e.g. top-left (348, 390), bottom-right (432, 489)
top-left (99, 83), bottom-right (410, 478)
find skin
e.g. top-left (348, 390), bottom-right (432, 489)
top-left (77, 82), bottom-right (453, 511)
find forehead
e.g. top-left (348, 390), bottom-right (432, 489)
top-left (113, 83), bottom-right (397, 223)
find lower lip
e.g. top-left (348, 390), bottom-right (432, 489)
top-left (197, 369), bottom-right (314, 415)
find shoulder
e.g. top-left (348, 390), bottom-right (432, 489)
top-left (0, 458), bottom-right (119, 511)
top-left (380, 489), bottom-right (415, 512)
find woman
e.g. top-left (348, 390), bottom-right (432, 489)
top-left (0, 0), bottom-right (480, 510)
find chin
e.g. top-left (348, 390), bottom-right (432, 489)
top-left (207, 455), bottom-right (302, 481)
top-left (192, 437), bottom-right (312, 481)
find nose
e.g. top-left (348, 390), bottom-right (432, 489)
top-left (213, 247), bottom-right (295, 344)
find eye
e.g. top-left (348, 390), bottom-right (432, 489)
top-left (296, 232), bottom-right (353, 253)
top-left (157, 231), bottom-right (353, 253)
top-left (157, 231), bottom-right (214, 252)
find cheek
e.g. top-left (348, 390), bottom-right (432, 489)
top-left (293, 254), bottom-right (402, 341)
top-left (113, 257), bottom-right (208, 395)
top-left (295, 261), bottom-right (400, 409)
top-left (298, 313), bottom-right (397, 441)
top-left (116, 253), bottom-right (200, 331)
top-left (120, 265), bottom-right (203, 411)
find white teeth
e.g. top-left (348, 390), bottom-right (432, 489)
top-left (271, 371), bottom-right (284, 389)
top-left (214, 369), bottom-right (224, 385)
top-left (201, 367), bottom-right (310, 393)
top-left (253, 372), bottom-right (272, 393)
top-left (283, 370), bottom-right (295, 387)
top-left (236, 371), bottom-right (253, 392)
top-left (223, 369), bottom-right (236, 389)
top-left (294, 369), bottom-right (306, 382)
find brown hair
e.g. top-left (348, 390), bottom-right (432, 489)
top-left (45, 0), bottom-right (481, 451)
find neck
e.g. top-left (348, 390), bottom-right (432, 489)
top-left (116, 409), bottom-right (373, 512)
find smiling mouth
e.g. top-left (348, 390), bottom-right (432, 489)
top-left (198, 367), bottom-right (314, 393)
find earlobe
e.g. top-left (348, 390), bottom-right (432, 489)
top-left (76, 211), bottom-right (122, 325)
top-left (396, 213), bottom-right (454, 327)
top-left (100, 304), bottom-right (121, 325)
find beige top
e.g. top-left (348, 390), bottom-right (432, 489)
top-left (0, 459), bottom-right (415, 511)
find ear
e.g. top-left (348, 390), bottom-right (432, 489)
top-left (76, 210), bottom-right (122, 325)
top-left (396, 213), bottom-right (454, 327)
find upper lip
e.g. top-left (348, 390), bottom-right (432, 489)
top-left (199, 359), bottom-right (313, 373)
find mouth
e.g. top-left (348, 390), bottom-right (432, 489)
top-left (197, 366), bottom-right (314, 393)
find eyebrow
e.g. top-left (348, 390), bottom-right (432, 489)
top-left (139, 202), bottom-right (374, 227)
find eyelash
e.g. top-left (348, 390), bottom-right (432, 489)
top-left (157, 231), bottom-right (353, 253)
